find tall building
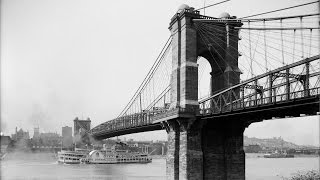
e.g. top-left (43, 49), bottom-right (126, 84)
top-left (62, 126), bottom-right (72, 148)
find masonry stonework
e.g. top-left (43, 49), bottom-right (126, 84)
top-left (166, 120), bottom-right (180, 180)
top-left (178, 119), bottom-right (203, 180)
top-left (167, 5), bottom-right (245, 180)
top-left (202, 121), bottom-right (246, 180)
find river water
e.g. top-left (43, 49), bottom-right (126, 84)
top-left (0, 153), bottom-right (319, 180)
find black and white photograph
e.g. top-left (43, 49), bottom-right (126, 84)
top-left (0, 0), bottom-right (319, 179)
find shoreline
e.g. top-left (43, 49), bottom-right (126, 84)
top-left (246, 152), bottom-right (319, 158)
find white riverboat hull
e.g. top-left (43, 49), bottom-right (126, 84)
top-left (80, 150), bottom-right (152, 164)
top-left (57, 149), bottom-right (89, 164)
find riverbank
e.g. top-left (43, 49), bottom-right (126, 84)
top-left (246, 153), bottom-right (319, 158)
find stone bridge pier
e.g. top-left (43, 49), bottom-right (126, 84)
top-left (164, 5), bottom-right (245, 180)
top-left (165, 118), bottom-right (246, 180)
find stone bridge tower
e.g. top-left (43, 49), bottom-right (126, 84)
top-left (166, 4), bottom-right (245, 180)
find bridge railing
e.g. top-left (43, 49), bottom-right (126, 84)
top-left (89, 103), bottom-right (174, 136)
top-left (200, 86), bottom-right (320, 116)
top-left (199, 55), bottom-right (320, 116)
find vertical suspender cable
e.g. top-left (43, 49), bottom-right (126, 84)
top-left (203, 0), bottom-right (206, 15)
top-left (292, 29), bottom-right (296, 64)
top-left (263, 20), bottom-right (268, 72)
top-left (152, 77), bottom-right (155, 108)
top-left (139, 93), bottom-right (142, 113)
top-left (280, 19), bottom-right (285, 65)
top-left (300, 17), bottom-right (304, 58)
top-left (308, 29), bottom-right (312, 57)
top-left (248, 21), bottom-right (253, 77)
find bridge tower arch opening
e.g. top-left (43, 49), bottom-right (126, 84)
top-left (166, 5), bottom-right (246, 180)
top-left (198, 57), bottom-right (212, 99)
top-left (196, 19), bottom-right (243, 97)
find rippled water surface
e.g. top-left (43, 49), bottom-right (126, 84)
top-left (1, 153), bottom-right (319, 180)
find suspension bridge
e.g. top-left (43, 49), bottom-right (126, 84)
top-left (89, 3), bottom-right (319, 180)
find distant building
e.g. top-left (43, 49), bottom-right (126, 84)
top-left (62, 126), bottom-right (73, 148)
top-left (11, 127), bottom-right (30, 141)
top-left (11, 127), bottom-right (30, 150)
top-left (0, 135), bottom-right (11, 153)
top-left (33, 127), bottom-right (40, 139)
top-left (30, 127), bottom-right (62, 150)
top-left (39, 132), bottom-right (61, 147)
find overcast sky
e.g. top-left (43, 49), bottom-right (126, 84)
top-left (1, 0), bottom-right (319, 146)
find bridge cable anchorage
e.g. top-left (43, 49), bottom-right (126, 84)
top-left (240, 1), bottom-right (320, 19)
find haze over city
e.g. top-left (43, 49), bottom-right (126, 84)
top-left (1, 0), bottom-right (319, 146)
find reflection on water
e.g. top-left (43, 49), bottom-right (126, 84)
top-left (0, 152), bottom-right (319, 180)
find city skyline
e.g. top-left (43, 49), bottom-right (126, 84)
top-left (4, 116), bottom-right (319, 147)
